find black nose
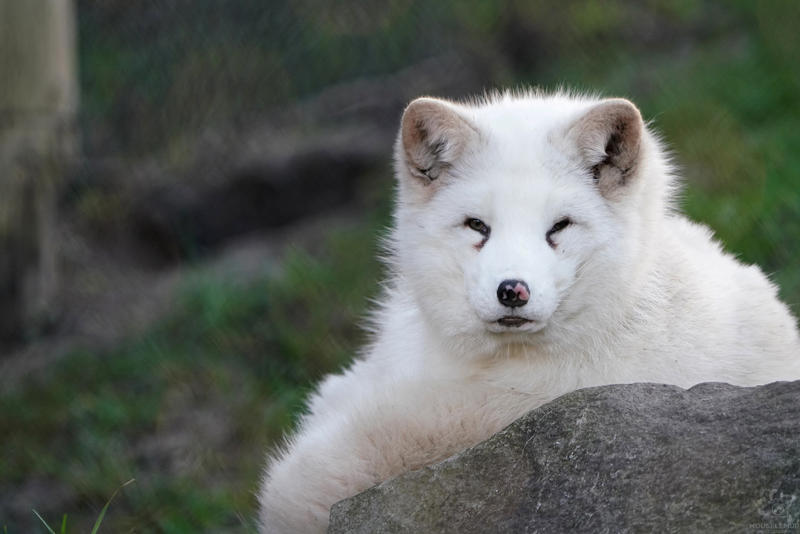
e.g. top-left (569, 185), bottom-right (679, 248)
top-left (497, 279), bottom-right (530, 308)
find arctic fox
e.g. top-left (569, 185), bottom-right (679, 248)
top-left (258, 91), bottom-right (800, 533)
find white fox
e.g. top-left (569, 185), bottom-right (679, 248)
top-left (258, 91), bottom-right (800, 533)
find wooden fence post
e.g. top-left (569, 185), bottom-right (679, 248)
top-left (0, 0), bottom-right (78, 345)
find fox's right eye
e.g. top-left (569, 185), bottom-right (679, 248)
top-left (465, 218), bottom-right (490, 236)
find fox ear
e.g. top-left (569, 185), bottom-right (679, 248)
top-left (399, 97), bottom-right (477, 185)
top-left (568, 98), bottom-right (643, 198)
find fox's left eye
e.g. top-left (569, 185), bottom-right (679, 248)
top-left (546, 217), bottom-right (572, 246)
top-left (465, 218), bottom-right (490, 236)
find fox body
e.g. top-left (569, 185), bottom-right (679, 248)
top-left (258, 91), bottom-right (800, 533)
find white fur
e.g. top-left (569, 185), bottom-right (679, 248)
top-left (257, 91), bottom-right (800, 533)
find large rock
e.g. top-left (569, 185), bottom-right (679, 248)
top-left (329, 381), bottom-right (800, 533)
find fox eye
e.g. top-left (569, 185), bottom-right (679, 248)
top-left (546, 217), bottom-right (571, 246)
top-left (465, 217), bottom-right (490, 236)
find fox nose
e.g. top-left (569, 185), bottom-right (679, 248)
top-left (497, 279), bottom-right (530, 308)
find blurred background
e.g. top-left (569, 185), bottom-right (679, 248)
top-left (1, 1), bottom-right (799, 531)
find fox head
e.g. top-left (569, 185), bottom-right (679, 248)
top-left (389, 91), bottom-right (674, 357)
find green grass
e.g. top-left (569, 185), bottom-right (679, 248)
top-left (34, 479), bottom-right (134, 534)
top-left (0, 220), bottom-right (385, 532)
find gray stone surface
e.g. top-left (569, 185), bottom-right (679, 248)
top-left (329, 381), bottom-right (800, 534)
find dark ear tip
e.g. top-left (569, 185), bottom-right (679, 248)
top-left (602, 97), bottom-right (639, 111)
top-left (402, 98), bottom-right (444, 123)
top-left (401, 98), bottom-right (444, 147)
top-left (601, 98), bottom-right (643, 127)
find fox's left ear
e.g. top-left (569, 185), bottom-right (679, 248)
top-left (567, 98), bottom-right (643, 199)
top-left (398, 98), bottom-right (478, 188)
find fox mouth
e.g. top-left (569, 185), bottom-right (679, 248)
top-left (496, 316), bottom-right (532, 328)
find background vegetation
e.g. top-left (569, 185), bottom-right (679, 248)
top-left (2, 1), bottom-right (799, 531)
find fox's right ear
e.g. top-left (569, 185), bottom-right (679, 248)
top-left (397, 98), bottom-right (477, 188)
top-left (566, 98), bottom-right (644, 200)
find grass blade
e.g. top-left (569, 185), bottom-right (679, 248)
top-left (90, 478), bottom-right (135, 534)
top-left (32, 510), bottom-right (56, 534)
